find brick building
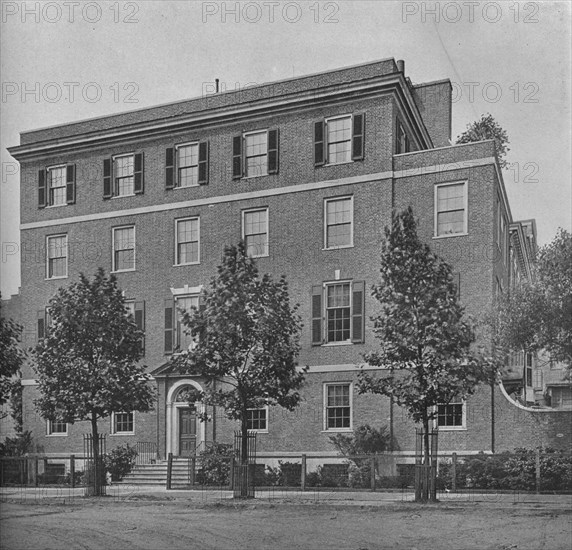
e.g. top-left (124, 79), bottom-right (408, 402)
top-left (8, 58), bottom-right (570, 465)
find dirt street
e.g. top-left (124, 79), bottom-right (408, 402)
top-left (1, 497), bottom-right (571, 550)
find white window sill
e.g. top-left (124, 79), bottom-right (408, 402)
top-left (321, 341), bottom-right (353, 347)
top-left (249, 254), bottom-right (269, 259)
top-left (242, 173), bottom-right (269, 180)
top-left (247, 429), bottom-right (268, 434)
top-left (46, 433), bottom-right (68, 437)
top-left (46, 204), bottom-right (67, 209)
top-left (433, 232), bottom-right (468, 239)
top-left (438, 426), bottom-right (467, 431)
top-left (111, 269), bottom-right (136, 274)
top-left (111, 194), bottom-right (136, 199)
top-left (323, 245), bottom-right (354, 251)
top-left (173, 262), bottom-right (200, 267)
top-left (325, 160), bottom-right (354, 167)
top-left (45, 275), bottom-right (68, 281)
top-left (174, 184), bottom-right (200, 190)
top-left (110, 432), bottom-right (135, 436)
top-left (321, 428), bottom-right (352, 434)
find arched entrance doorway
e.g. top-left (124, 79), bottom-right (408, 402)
top-left (166, 380), bottom-right (205, 456)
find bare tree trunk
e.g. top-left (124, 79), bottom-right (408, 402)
top-left (91, 413), bottom-right (102, 496)
top-left (422, 411), bottom-right (430, 502)
top-left (240, 408), bottom-right (249, 498)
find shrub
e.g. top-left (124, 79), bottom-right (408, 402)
top-left (103, 444), bottom-right (138, 482)
top-left (196, 443), bottom-right (233, 485)
top-left (0, 431), bottom-right (33, 457)
top-left (278, 461), bottom-right (301, 486)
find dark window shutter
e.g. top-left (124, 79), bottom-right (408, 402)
top-left (37, 310), bottom-right (46, 341)
top-left (352, 114), bottom-right (365, 160)
top-left (134, 153), bottom-right (144, 194)
top-left (135, 301), bottom-right (145, 355)
top-left (268, 129), bottom-right (279, 174)
top-left (232, 135), bottom-right (243, 179)
top-left (311, 285), bottom-right (323, 345)
top-left (164, 299), bottom-right (174, 355)
top-left (314, 121), bottom-right (325, 166)
top-left (165, 148), bottom-right (175, 189)
top-left (103, 158), bottom-right (112, 199)
top-left (351, 281), bottom-right (365, 343)
top-left (38, 169), bottom-right (47, 208)
top-left (452, 272), bottom-right (461, 300)
top-left (198, 141), bottom-right (209, 185)
top-left (66, 164), bottom-right (76, 204)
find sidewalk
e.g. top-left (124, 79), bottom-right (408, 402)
top-left (2, 484), bottom-right (571, 508)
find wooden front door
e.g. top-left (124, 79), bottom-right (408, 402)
top-left (178, 408), bottom-right (197, 456)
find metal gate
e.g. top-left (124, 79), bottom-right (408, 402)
top-left (84, 434), bottom-right (106, 496)
top-left (233, 431), bottom-right (257, 498)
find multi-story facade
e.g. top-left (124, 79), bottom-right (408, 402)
top-left (9, 58), bottom-right (571, 464)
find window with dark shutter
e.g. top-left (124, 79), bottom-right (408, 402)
top-left (164, 299), bottom-right (174, 354)
top-left (198, 141), bottom-right (209, 185)
top-left (452, 272), bottom-right (461, 300)
top-left (38, 169), bottom-right (47, 208)
top-left (268, 129), bottom-right (279, 174)
top-left (66, 164), bottom-right (76, 204)
top-left (134, 153), bottom-right (144, 194)
top-left (352, 114), bottom-right (365, 160)
top-left (311, 285), bottom-right (323, 345)
top-left (37, 310), bottom-right (46, 341)
top-left (314, 121), bottom-right (325, 166)
top-left (232, 135), bottom-right (243, 179)
top-left (351, 281), bottom-right (365, 343)
top-left (165, 148), bottom-right (175, 189)
top-left (103, 158), bottom-right (112, 199)
top-left (134, 301), bottom-right (145, 355)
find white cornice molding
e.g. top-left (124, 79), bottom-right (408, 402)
top-left (10, 76), bottom-right (432, 160)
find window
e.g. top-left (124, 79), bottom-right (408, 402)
top-left (233, 130), bottom-right (279, 179)
top-left (243, 208), bottom-right (268, 258)
top-left (46, 235), bottom-right (68, 279)
top-left (312, 281), bottom-right (365, 345)
top-left (396, 122), bottom-right (410, 154)
top-left (437, 400), bottom-right (465, 429)
top-left (325, 196), bottom-right (353, 249)
top-left (113, 226), bottom-right (135, 272)
top-left (104, 153), bottom-right (144, 198)
top-left (176, 295), bottom-right (199, 352)
top-left (434, 182), bottom-right (467, 237)
top-left (125, 300), bottom-right (145, 354)
top-left (175, 218), bottom-right (200, 265)
top-left (326, 283), bottom-right (351, 342)
top-left (324, 383), bottom-right (352, 430)
top-left (39, 165), bottom-right (75, 208)
top-left (327, 116), bottom-right (352, 164)
top-left (47, 420), bottom-right (68, 436)
top-left (177, 143), bottom-right (199, 187)
top-left (112, 412), bottom-right (134, 434)
top-left (47, 166), bottom-right (67, 206)
top-left (246, 408), bottom-right (268, 431)
top-left (245, 131), bottom-right (268, 177)
top-left (314, 114), bottom-right (364, 166)
top-left (114, 155), bottom-right (135, 196)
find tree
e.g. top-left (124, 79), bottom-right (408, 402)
top-left (456, 113), bottom-right (510, 168)
top-left (32, 269), bottom-right (156, 495)
top-left (492, 229), bottom-right (572, 375)
top-left (356, 208), bottom-right (489, 500)
top-left (170, 242), bottom-right (305, 497)
top-left (0, 296), bottom-right (25, 418)
top-left (535, 229), bottom-right (572, 369)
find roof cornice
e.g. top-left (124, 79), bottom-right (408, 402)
top-left (9, 75), bottom-right (432, 161)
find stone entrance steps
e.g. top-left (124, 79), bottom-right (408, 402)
top-left (119, 459), bottom-right (195, 487)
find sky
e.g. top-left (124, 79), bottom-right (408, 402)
top-left (1, 0), bottom-right (570, 297)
